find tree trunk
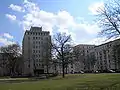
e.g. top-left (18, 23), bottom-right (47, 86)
top-left (61, 45), bottom-right (65, 78)
top-left (66, 65), bottom-right (68, 74)
top-left (46, 65), bottom-right (49, 74)
top-left (54, 63), bottom-right (57, 73)
top-left (10, 67), bottom-right (14, 76)
top-left (62, 62), bottom-right (65, 78)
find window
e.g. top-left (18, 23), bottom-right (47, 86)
top-left (109, 44), bottom-right (111, 47)
top-left (36, 46), bottom-right (38, 48)
top-left (46, 37), bottom-right (48, 40)
top-left (36, 54), bottom-right (38, 57)
top-left (33, 32), bottom-right (35, 35)
top-left (28, 64), bottom-right (30, 68)
top-left (28, 37), bottom-right (30, 40)
top-left (33, 54), bottom-right (35, 57)
top-left (42, 64), bottom-right (44, 67)
top-left (33, 37), bottom-right (35, 39)
top-left (33, 50), bottom-right (35, 53)
top-left (36, 59), bottom-right (37, 62)
top-left (41, 37), bottom-right (43, 40)
top-left (36, 37), bottom-right (37, 39)
top-left (33, 46), bottom-right (35, 48)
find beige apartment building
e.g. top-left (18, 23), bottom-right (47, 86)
top-left (71, 39), bottom-right (120, 73)
top-left (73, 44), bottom-right (95, 73)
top-left (92, 39), bottom-right (120, 72)
top-left (22, 27), bottom-right (51, 76)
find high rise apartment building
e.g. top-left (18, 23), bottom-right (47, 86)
top-left (22, 27), bottom-right (51, 76)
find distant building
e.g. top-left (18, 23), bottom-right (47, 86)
top-left (22, 26), bottom-right (51, 76)
top-left (73, 44), bottom-right (95, 73)
top-left (92, 39), bottom-right (120, 72)
top-left (73, 39), bottom-right (120, 73)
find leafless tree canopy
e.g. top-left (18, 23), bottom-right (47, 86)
top-left (97, 0), bottom-right (120, 39)
top-left (52, 32), bottom-right (72, 78)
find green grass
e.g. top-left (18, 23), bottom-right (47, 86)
top-left (0, 74), bottom-right (120, 90)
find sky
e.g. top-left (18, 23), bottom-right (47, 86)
top-left (0, 0), bottom-right (109, 47)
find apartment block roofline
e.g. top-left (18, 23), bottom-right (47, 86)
top-left (95, 38), bottom-right (120, 48)
top-left (30, 26), bottom-right (42, 31)
top-left (75, 44), bottom-right (96, 47)
top-left (74, 38), bottom-right (120, 48)
top-left (23, 26), bottom-right (50, 37)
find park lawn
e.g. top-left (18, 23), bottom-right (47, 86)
top-left (0, 74), bottom-right (120, 90)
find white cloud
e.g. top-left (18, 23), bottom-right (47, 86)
top-left (0, 33), bottom-right (14, 46)
top-left (6, 14), bottom-right (16, 21)
top-left (21, 0), bottom-right (100, 34)
top-left (88, 2), bottom-right (104, 15)
top-left (3, 33), bottom-right (14, 39)
top-left (7, 0), bottom-right (102, 45)
top-left (9, 4), bottom-right (25, 12)
top-left (0, 36), bottom-right (15, 46)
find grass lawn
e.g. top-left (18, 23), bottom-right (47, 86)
top-left (0, 73), bottom-right (120, 90)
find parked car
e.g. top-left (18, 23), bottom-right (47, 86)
top-left (94, 70), bottom-right (99, 73)
top-left (109, 70), bottom-right (115, 73)
top-left (80, 71), bottom-right (84, 74)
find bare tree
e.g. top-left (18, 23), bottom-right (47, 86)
top-left (96, 0), bottom-right (120, 72)
top-left (64, 44), bottom-right (73, 74)
top-left (53, 33), bottom-right (71, 78)
top-left (56, 44), bottom-right (73, 74)
top-left (97, 0), bottom-right (120, 39)
top-left (0, 44), bottom-right (22, 76)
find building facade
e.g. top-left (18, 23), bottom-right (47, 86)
top-left (92, 39), bottom-right (120, 72)
top-left (74, 39), bottom-right (120, 73)
top-left (22, 27), bottom-right (51, 76)
top-left (73, 44), bottom-right (95, 73)
top-left (65, 39), bottom-right (120, 73)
